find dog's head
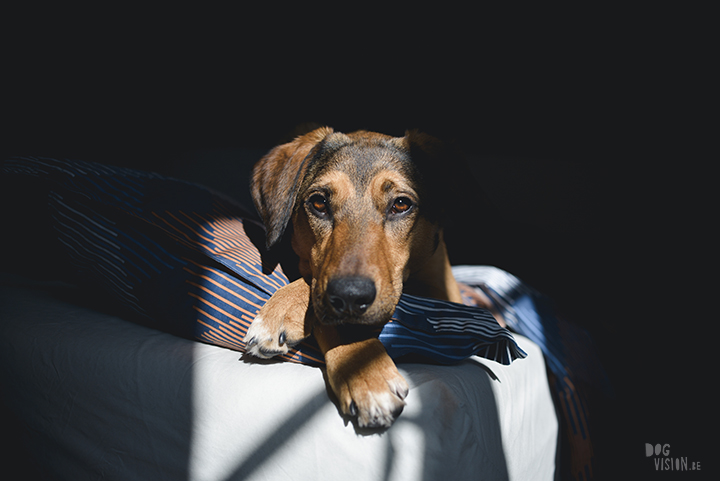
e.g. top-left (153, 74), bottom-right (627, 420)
top-left (251, 127), bottom-right (455, 326)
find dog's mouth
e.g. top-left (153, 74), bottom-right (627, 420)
top-left (313, 275), bottom-right (398, 326)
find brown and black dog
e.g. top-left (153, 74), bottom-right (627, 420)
top-left (244, 127), bottom-right (471, 428)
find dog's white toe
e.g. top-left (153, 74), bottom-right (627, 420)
top-left (243, 316), bottom-right (289, 359)
top-left (355, 389), bottom-right (407, 429)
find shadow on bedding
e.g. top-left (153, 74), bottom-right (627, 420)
top-left (408, 361), bottom-right (509, 481)
top-left (214, 360), bottom-right (510, 481)
top-left (0, 279), bottom-right (196, 480)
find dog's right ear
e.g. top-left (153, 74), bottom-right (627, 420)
top-left (251, 126), bottom-right (333, 249)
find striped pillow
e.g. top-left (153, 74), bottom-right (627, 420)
top-left (2, 157), bottom-right (525, 367)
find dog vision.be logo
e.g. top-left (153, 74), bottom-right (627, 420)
top-left (645, 443), bottom-right (702, 472)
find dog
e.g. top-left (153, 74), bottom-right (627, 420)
top-left (244, 127), bottom-right (469, 428)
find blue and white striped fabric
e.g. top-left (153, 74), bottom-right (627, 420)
top-left (2, 156), bottom-right (525, 368)
top-left (388, 294), bottom-right (524, 364)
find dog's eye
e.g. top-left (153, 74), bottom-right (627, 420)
top-left (308, 194), bottom-right (329, 215)
top-left (390, 197), bottom-right (413, 215)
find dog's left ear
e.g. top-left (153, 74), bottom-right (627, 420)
top-left (251, 126), bottom-right (334, 249)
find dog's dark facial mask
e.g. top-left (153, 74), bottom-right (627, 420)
top-left (251, 128), bottom-right (446, 326)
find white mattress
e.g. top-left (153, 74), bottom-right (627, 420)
top-left (0, 276), bottom-right (558, 480)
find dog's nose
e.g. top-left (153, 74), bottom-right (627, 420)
top-left (326, 276), bottom-right (376, 317)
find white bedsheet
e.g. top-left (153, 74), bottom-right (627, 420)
top-left (0, 277), bottom-right (558, 480)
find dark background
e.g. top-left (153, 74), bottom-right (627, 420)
top-left (2, 7), bottom-right (715, 478)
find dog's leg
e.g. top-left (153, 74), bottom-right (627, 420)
top-left (244, 279), bottom-right (313, 358)
top-left (314, 324), bottom-right (409, 429)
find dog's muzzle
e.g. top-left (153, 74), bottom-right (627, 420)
top-left (324, 276), bottom-right (377, 321)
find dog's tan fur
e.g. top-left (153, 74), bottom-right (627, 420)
top-left (245, 127), bottom-right (463, 428)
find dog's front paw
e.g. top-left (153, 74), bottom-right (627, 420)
top-left (244, 315), bottom-right (295, 358)
top-left (244, 280), bottom-right (311, 359)
top-left (325, 338), bottom-right (409, 429)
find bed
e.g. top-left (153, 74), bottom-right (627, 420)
top-left (0, 274), bottom-right (557, 480)
top-left (1, 154), bottom-right (561, 480)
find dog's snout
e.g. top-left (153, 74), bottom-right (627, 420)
top-left (326, 276), bottom-right (376, 318)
